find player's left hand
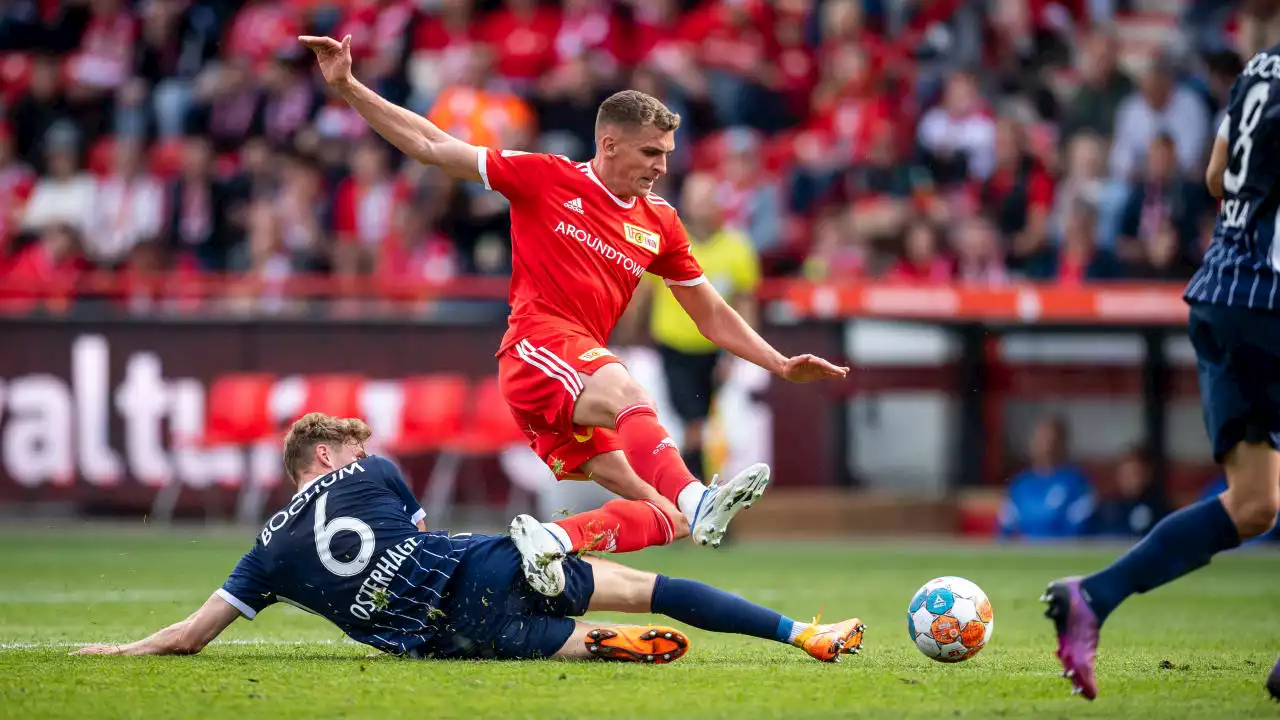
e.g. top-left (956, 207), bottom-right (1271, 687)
top-left (71, 644), bottom-right (125, 655)
top-left (779, 354), bottom-right (848, 383)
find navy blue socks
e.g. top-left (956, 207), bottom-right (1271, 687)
top-left (1081, 496), bottom-right (1241, 623)
top-left (650, 575), bottom-right (802, 644)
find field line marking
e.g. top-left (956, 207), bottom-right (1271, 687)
top-left (0, 639), bottom-right (362, 650)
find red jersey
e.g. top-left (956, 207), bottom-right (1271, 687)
top-left (478, 149), bottom-right (705, 353)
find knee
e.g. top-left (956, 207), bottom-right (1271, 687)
top-left (581, 372), bottom-right (654, 422)
top-left (1223, 491), bottom-right (1280, 539)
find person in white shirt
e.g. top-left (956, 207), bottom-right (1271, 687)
top-left (1108, 55), bottom-right (1209, 182)
top-left (22, 125), bottom-right (95, 237)
top-left (88, 137), bottom-right (163, 267)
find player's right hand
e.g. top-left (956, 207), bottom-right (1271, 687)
top-left (298, 34), bottom-right (353, 87)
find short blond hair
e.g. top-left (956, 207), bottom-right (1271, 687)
top-left (282, 412), bottom-right (372, 481)
top-left (595, 90), bottom-right (680, 136)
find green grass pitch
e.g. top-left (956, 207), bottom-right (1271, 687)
top-left (1, 526), bottom-right (1277, 719)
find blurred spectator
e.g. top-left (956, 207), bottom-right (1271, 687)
top-left (888, 220), bottom-right (953, 283)
top-left (917, 71), bottom-right (996, 186)
top-left (259, 51), bottom-right (323, 150)
top-left (190, 60), bottom-right (262, 156)
top-left (999, 415), bottom-right (1096, 540)
top-left (270, 151), bottom-right (330, 272)
top-left (1109, 55), bottom-right (1209, 182)
top-left (225, 0), bottom-right (301, 73)
top-left (1059, 30), bottom-right (1133, 144)
top-left (715, 128), bottom-right (783, 254)
top-left (407, 0), bottom-right (476, 113)
top-left (88, 136), bottom-right (163, 268)
top-left (684, 0), bottom-right (788, 132)
top-left (429, 45), bottom-right (535, 151)
top-left (131, 0), bottom-right (220, 138)
top-left (10, 53), bottom-right (75, 172)
top-left (954, 214), bottom-right (1010, 285)
top-left (65, 0), bottom-right (136, 140)
top-left (0, 125), bottom-right (36, 256)
top-left (1052, 132), bottom-right (1126, 248)
top-left (553, 0), bottom-right (619, 72)
top-left (1025, 200), bottom-right (1121, 282)
top-left (333, 137), bottom-right (408, 276)
top-left (1133, 217), bottom-right (1198, 281)
top-left (164, 135), bottom-right (233, 271)
top-left (979, 116), bottom-right (1054, 269)
top-left (803, 207), bottom-right (865, 280)
top-left (536, 53), bottom-right (612, 159)
top-left (891, 0), bottom-right (984, 101)
top-left (826, 125), bottom-right (932, 244)
top-left (984, 0), bottom-right (1068, 119)
top-left (1115, 133), bottom-right (1205, 266)
top-left (1090, 446), bottom-right (1163, 538)
top-left (625, 172), bottom-right (760, 479)
top-left (21, 124), bottom-right (95, 237)
top-left (0, 223), bottom-right (82, 314)
top-left (477, 0), bottom-right (561, 91)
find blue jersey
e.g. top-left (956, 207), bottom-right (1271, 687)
top-left (216, 456), bottom-right (471, 655)
top-left (1187, 46), bottom-right (1280, 310)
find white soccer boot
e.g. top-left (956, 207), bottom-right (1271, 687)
top-left (509, 514), bottom-right (567, 596)
top-left (690, 462), bottom-right (771, 548)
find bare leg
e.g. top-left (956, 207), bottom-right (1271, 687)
top-left (581, 451), bottom-right (689, 539)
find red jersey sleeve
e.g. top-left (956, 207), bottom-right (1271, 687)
top-left (648, 214), bottom-right (705, 286)
top-left (479, 149), bottom-right (568, 203)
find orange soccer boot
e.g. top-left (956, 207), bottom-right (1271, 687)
top-left (793, 616), bottom-right (866, 662)
top-left (583, 626), bottom-right (690, 664)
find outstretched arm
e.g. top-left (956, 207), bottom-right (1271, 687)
top-left (299, 35), bottom-right (481, 182)
top-left (670, 282), bottom-right (848, 383)
top-left (73, 593), bottom-right (241, 656)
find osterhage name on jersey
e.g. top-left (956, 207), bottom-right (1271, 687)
top-left (216, 456), bottom-right (470, 655)
top-left (1187, 47), bottom-right (1280, 310)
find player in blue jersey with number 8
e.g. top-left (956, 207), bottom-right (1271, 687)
top-left (73, 412), bottom-right (865, 664)
top-left (1044, 1), bottom-right (1280, 701)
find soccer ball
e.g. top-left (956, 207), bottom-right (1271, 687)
top-left (907, 576), bottom-right (994, 662)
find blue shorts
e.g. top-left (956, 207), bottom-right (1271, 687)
top-left (421, 533), bottom-right (595, 660)
top-left (1189, 304), bottom-right (1280, 462)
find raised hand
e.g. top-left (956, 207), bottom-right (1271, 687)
top-left (298, 34), bottom-right (353, 87)
top-left (779, 354), bottom-right (849, 383)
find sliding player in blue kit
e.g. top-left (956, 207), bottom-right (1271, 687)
top-left (1044, 2), bottom-right (1280, 701)
top-left (74, 412), bottom-right (865, 664)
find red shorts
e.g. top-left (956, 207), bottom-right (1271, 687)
top-left (498, 329), bottom-right (625, 479)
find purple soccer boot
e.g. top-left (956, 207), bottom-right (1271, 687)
top-left (1267, 655), bottom-right (1280, 701)
top-left (1042, 577), bottom-right (1100, 700)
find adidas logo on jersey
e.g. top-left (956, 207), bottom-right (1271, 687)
top-left (564, 197), bottom-right (584, 214)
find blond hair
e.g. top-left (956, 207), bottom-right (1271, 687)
top-left (282, 412), bottom-right (372, 482)
top-left (595, 90), bottom-right (680, 136)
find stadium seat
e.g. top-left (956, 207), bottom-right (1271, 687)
top-left (153, 373), bottom-right (278, 525)
top-left (422, 376), bottom-right (529, 529)
top-left (390, 374), bottom-right (469, 454)
top-left (298, 373), bottom-right (366, 422)
top-left (202, 373), bottom-right (278, 447)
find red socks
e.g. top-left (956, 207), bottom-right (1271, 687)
top-left (613, 404), bottom-right (698, 504)
top-left (552, 499), bottom-right (675, 553)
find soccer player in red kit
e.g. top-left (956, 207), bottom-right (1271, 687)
top-left (301, 34), bottom-right (849, 566)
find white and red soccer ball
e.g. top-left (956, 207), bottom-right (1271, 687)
top-left (907, 576), bottom-right (994, 662)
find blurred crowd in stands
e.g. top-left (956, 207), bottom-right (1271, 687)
top-left (999, 414), bottom-right (1280, 542)
top-left (0, 0), bottom-right (1253, 304)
